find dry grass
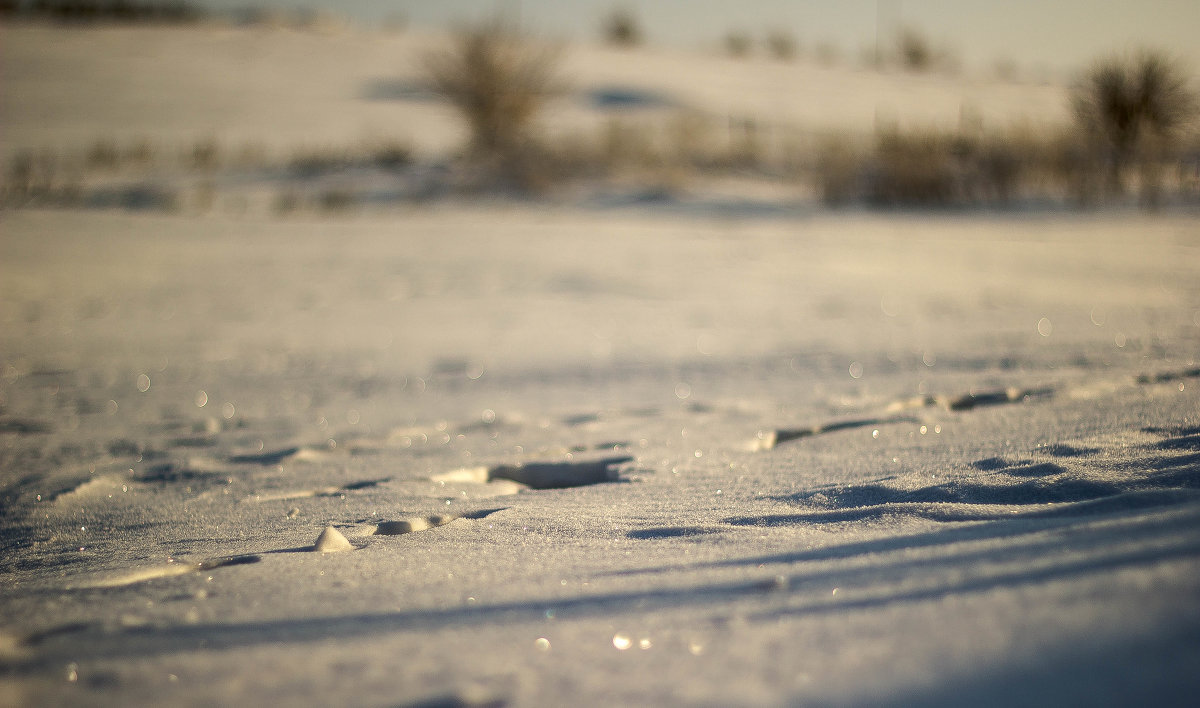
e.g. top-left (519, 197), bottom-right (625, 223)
top-left (809, 123), bottom-right (1169, 209)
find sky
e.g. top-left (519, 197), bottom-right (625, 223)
top-left (192, 0), bottom-right (1200, 75)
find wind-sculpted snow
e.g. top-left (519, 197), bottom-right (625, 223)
top-left (2, 209), bottom-right (1198, 707)
top-left (730, 427), bottom-right (1200, 526)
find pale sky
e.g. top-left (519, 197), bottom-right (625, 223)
top-left (194, 0), bottom-right (1200, 75)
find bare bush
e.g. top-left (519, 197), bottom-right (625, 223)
top-left (602, 8), bottom-right (641, 47)
top-left (896, 28), bottom-right (933, 71)
top-left (882, 27), bottom-right (957, 73)
top-left (423, 20), bottom-right (563, 189)
top-left (724, 31), bottom-right (752, 58)
top-left (868, 129), bottom-right (961, 205)
top-left (765, 31), bottom-right (798, 61)
top-left (811, 126), bottom-right (1080, 209)
top-left (1072, 50), bottom-right (1196, 200)
top-left (815, 135), bottom-right (864, 206)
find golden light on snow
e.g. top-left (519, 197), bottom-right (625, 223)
top-left (3, 13), bottom-right (1199, 705)
top-left (313, 526), bottom-right (352, 553)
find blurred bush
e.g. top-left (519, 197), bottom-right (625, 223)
top-left (872, 26), bottom-right (958, 74)
top-left (815, 135), bottom-right (863, 206)
top-left (805, 51), bottom-right (1196, 209)
top-left (765, 31), bottom-right (798, 62)
top-left (867, 129), bottom-right (961, 205)
top-left (724, 31), bottom-right (752, 58)
top-left (896, 28), bottom-right (934, 71)
top-left (602, 8), bottom-right (641, 48)
top-left (813, 126), bottom-right (1094, 209)
top-left (1071, 50), bottom-right (1196, 204)
top-left (423, 20), bottom-right (563, 191)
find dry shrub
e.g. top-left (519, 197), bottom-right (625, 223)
top-left (86, 140), bottom-right (121, 170)
top-left (187, 138), bottom-right (219, 171)
top-left (867, 129), bottom-right (963, 205)
top-left (1072, 50), bottom-right (1196, 202)
top-left (1042, 130), bottom-right (1104, 206)
top-left (869, 129), bottom-right (1052, 207)
top-left (724, 31), bottom-right (752, 58)
top-left (1178, 131), bottom-right (1200, 199)
top-left (369, 141), bottom-right (414, 170)
top-left (4, 150), bottom-right (42, 203)
top-left (3, 149), bottom-right (70, 205)
top-left (318, 188), bottom-right (356, 212)
top-left (603, 8), bottom-right (641, 47)
top-left (668, 112), bottom-right (720, 169)
top-left (589, 110), bottom-right (776, 184)
top-left (885, 27), bottom-right (957, 74)
top-left (765, 31), bottom-right (798, 61)
top-left (897, 28), bottom-right (933, 71)
top-left (423, 20), bottom-right (563, 190)
top-left (815, 135), bottom-right (864, 206)
top-left (287, 147), bottom-right (350, 177)
top-left (286, 140), bottom-right (413, 177)
top-left (813, 126), bottom-right (1076, 208)
top-left (970, 129), bottom-right (1064, 205)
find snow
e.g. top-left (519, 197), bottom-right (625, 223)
top-left (1, 22), bottom-right (1199, 708)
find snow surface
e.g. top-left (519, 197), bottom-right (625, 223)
top-left (1, 23), bottom-right (1199, 708)
top-left (2, 206), bottom-right (1198, 707)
